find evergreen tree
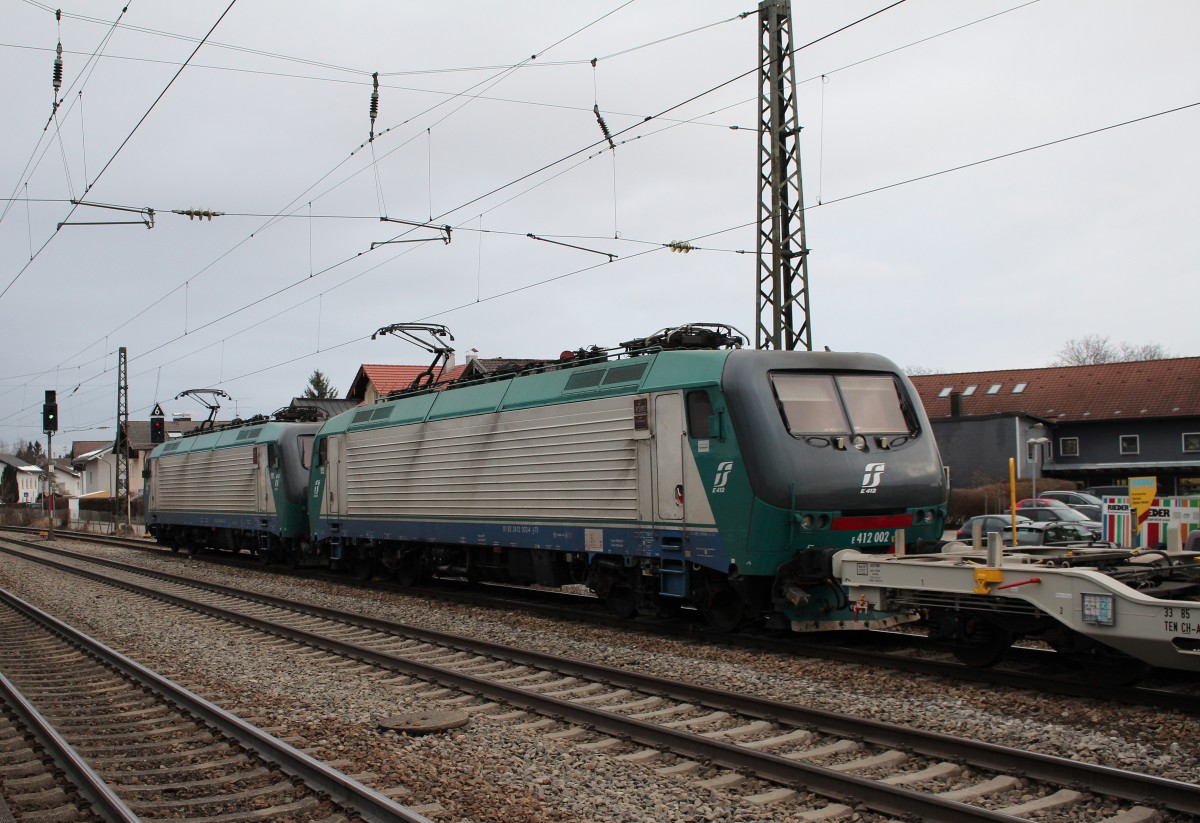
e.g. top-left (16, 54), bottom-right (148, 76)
top-left (0, 466), bottom-right (16, 503)
top-left (302, 370), bottom-right (339, 399)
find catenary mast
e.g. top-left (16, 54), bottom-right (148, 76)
top-left (756, 0), bottom-right (812, 351)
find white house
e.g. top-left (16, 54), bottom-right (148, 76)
top-left (0, 454), bottom-right (45, 502)
top-left (51, 460), bottom-right (82, 498)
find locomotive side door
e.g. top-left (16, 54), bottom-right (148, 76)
top-left (325, 435), bottom-right (342, 517)
top-left (652, 393), bottom-right (685, 521)
top-left (255, 444), bottom-right (274, 515)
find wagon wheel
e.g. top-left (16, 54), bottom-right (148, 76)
top-left (950, 615), bottom-right (1012, 668)
top-left (605, 582), bottom-right (638, 619)
top-left (701, 586), bottom-right (746, 633)
top-left (1048, 627), bottom-right (1151, 685)
top-left (284, 549), bottom-right (302, 570)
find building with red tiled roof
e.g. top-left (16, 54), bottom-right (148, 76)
top-left (346, 356), bottom-right (547, 405)
top-left (346, 364), bottom-right (454, 404)
top-left (908, 357), bottom-right (1200, 495)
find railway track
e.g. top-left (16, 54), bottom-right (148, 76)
top-left (0, 575), bottom-right (431, 822)
top-left (3, 537), bottom-right (1195, 822)
top-left (12, 526), bottom-right (1198, 713)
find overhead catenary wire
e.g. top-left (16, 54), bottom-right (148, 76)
top-left (0, 0), bottom-right (239, 304)
top-left (4, 1), bottom-right (1180, 439)
top-left (0, 0), bottom-right (1060, 410)
top-left (10, 0), bottom-right (654, 397)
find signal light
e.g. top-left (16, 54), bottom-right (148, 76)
top-left (42, 390), bottom-right (57, 433)
top-left (150, 416), bottom-right (165, 444)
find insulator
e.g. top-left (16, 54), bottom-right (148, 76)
top-left (53, 42), bottom-right (63, 92)
top-left (593, 104), bottom-right (615, 150)
top-left (668, 241), bottom-right (695, 254)
top-left (369, 72), bottom-right (379, 140)
top-left (172, 208), bottom-right (224, 221)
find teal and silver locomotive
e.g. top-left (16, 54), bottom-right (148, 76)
top-left (147, 324), bottom-right (949, 633)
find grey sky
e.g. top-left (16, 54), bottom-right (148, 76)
top-left (1, 0), bottom-right (1196, 450)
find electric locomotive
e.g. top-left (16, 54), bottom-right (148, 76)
top-left (304, 325), bottom-right (949, 631)
top-left (145, 420), bottom-right (320, 556)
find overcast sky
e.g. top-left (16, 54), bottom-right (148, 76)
top-left (1, 0), bottom-right (1196, 452)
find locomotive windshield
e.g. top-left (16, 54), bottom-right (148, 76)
top-left (771, 373), bottom-right (912, 436)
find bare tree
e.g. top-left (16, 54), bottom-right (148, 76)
top-left (904, 365), bottom-right (944, 376)
top-left (1053, 335), bottom-right (1170, 366)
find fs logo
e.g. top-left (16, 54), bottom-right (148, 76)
top-left (712, 461), bottom-right (734, 493)
top-left (860, 462), bottom-right (886, 494)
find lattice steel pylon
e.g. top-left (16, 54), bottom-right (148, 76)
top-left (756, 0), bottom-right (812, 351)
top-left (114, 346), bottom-right (130, 529)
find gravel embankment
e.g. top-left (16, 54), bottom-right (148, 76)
top-left (1, 540), bottom-right (1197, 822)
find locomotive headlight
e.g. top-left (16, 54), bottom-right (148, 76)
top-left (799, 515), bottom-right (814, 530)
top-left (852, 435), bottom-right (867, 451)
top-left (923, 510), bottom-right (935, 524)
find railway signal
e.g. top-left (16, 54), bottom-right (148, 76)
top-left (150, 403), bottom-right (165, 444)
top-left (42, 390), bottom-right (57, 432)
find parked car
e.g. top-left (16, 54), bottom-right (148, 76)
top-left (1039, 490), bottom-right (1102, 508)
top-left (1037, 490), bottom-right (1104, 521)
top-left (956, 514), bottom-right (1031, 542)
top-left (1014, 498), bottom-right (1071, 509)
top-left (1006, 503), bottom-right (1102, 537)
top-left (1084, 485), bottom-right (1129, 499)
top-left (1011, 521), bottom-right (1105, 546)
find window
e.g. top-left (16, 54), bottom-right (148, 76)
top-left (938, 387), bottom-right (953, 397)
top-left (1027, 440), bottom-right (1051, 461)
top-left (1012, 382), bottom-right (1027, 394)
top-left (987, 384), bottom-right (1002, 395)
top-left (962, 385), bottom-right (977, 396)
top-left (602, 362), bottom-right (648, 385)
top-left (564, 369), bottom-right (605, 390)
top-left (1059, 437), bottom-right (1079, 457)
top-left (298, 434), bottom-right (315, 469)
top-left (771, 373), bottom-right (911, 436)
top-left (1120, 435), bottom-right (1139, 455)
top-left (686, 391), bottom-right (713, 439)
top-left (1184, 433), bottom-right (1200, 453)
top-left (772, 375), bottom-right (847, 434)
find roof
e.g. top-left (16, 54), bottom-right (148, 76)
top-left (0, 454), bottom-right (47, 474)
top-left (347, 363), bottom-right (477, 399)
top-left (288, 396), bottom-right (358, 418)
top-left (71, 440), bottom-right (109, 459)
top-left (910, 357), bottom-right (1200, 422)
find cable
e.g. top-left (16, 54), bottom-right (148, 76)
top-left (813, 101), bottom-right (1200, 209)
top-left (0, 1), bottom-right (240, 304)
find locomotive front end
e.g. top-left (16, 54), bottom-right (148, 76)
top-left (715, 350), bottom-right (949, 631)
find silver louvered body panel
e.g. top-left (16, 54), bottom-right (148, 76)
top-left (342, 397), bottom-right (637, 521)
top-left (155, 446), bottom-right (258, 514)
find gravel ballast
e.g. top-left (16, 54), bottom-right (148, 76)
top-left (1, 540), bottom-right (1197, 822)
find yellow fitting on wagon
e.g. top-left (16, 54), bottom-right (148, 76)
top-left (973, 567), bottom-right (1004, 595)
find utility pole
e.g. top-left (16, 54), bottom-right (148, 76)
top-left (115, 346), bottom-right (131, 532)
top-left (756, 0), bottom-right (812, 351)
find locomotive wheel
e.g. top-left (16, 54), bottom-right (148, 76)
top-left (352, 554), bottom-right (376, 581)
top-left (702, 587), bottom-right (746, 633)
top-left (394, 554), bottom-right (426, 587)
top-left (605, 583), bottom-right (638, 619)
top-left (950, 615), bottom-right (1012, 668)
